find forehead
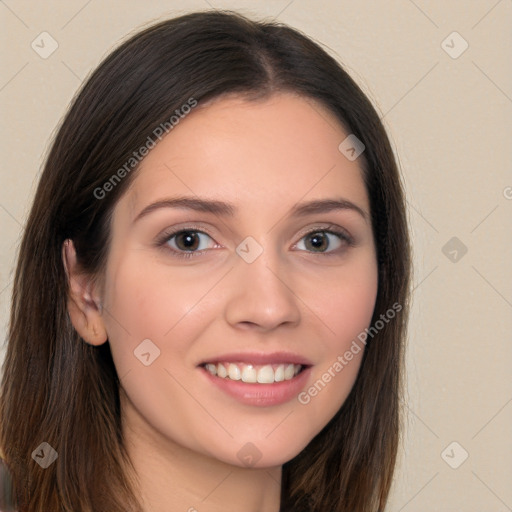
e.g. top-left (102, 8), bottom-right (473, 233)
top-left (122, 92), bottom-right (369, 222)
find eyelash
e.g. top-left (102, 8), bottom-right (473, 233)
top-left (155, 224), bottom-right (355, 260)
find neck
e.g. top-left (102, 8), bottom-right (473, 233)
top-left (120, 392), bottom-right (282, 512)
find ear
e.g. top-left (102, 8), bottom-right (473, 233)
top-left (62, 239), bottom-right (108, 346)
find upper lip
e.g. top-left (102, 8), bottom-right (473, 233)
top-left (198, 351), bottom-right (313, 366)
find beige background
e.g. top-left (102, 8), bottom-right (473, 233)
top-left (1, 1), bottom-right (511, 510)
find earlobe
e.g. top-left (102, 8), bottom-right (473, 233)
top-left (62, 239), bottom-right (108, 346)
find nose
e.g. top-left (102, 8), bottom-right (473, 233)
top-left (223, 245), bottom-right (301, 332)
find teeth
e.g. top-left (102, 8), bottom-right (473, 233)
top-left (205, 363), bottom-right (217, 376)
top-left (257, 365), bottom-right (274, 384)
top-left (228, 363), bottom-right (241, 381)
top-left (204, 362), bottom-right (303, 384)
top-left (217, 363), bottom-right (227, 378)
top-left (284, 364), bottom-right (295, 380)
top-left (241, 365), bottom-right (257, 383)
top-left (274, 365), bottom-right (284, 382)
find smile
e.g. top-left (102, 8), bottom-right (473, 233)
top-left (203, 362), bottom-right (303, 384)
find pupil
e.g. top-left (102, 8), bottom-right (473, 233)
top-left (178, 231), bottom-right (198, 250)
top-left (308, 232), bottom-right (327, 251)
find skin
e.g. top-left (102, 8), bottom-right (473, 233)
top-left (64, 92), bottom-right (378, 512)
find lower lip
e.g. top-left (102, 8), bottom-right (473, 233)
top-left (200, 366), bottom-right (312, 406)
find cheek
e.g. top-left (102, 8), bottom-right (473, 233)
top-left (323, 272), bottom-right (378, 348)
top-left (99, 255), bottom-right (221, 444)
top-left (294, 257), bottom-right (378, 425)
top-left (304, 251), bottom-right (378, 349)
top-left (100, 252), bottom-right (225, 396)
top-left (103, 253), bottom-right (213, 346)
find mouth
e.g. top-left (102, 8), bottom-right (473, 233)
top-left (198, 352), bottom-right (313, 407)
top-left (201, 362), bottom-right (306, 384)
top-left (197, 352), bottom-right (313, 406)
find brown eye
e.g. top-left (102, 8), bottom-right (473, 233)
top-left (296, 229), bottom-right (350, 254)
top-left (304, 232), bottom-right (330, 252)
top-left (163, 230), bottom-right (216, 253)
top-left (174, 231), bottom-right (201, 251)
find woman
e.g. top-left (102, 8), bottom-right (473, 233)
top-left (0, 10), bottom-right (411, 512)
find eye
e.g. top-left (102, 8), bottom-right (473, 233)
top-left (294, 227), bottom-right (353, 255)
top-left (158, 228), bottom-right (218, 258)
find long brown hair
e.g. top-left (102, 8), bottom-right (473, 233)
top-left (0, 10), bottom-right (411, 512)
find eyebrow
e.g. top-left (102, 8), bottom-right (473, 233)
top-left (132, 195), bottom-right (369, 224)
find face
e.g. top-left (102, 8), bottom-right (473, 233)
top-left (99, 92), bottom-right (378, 468)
